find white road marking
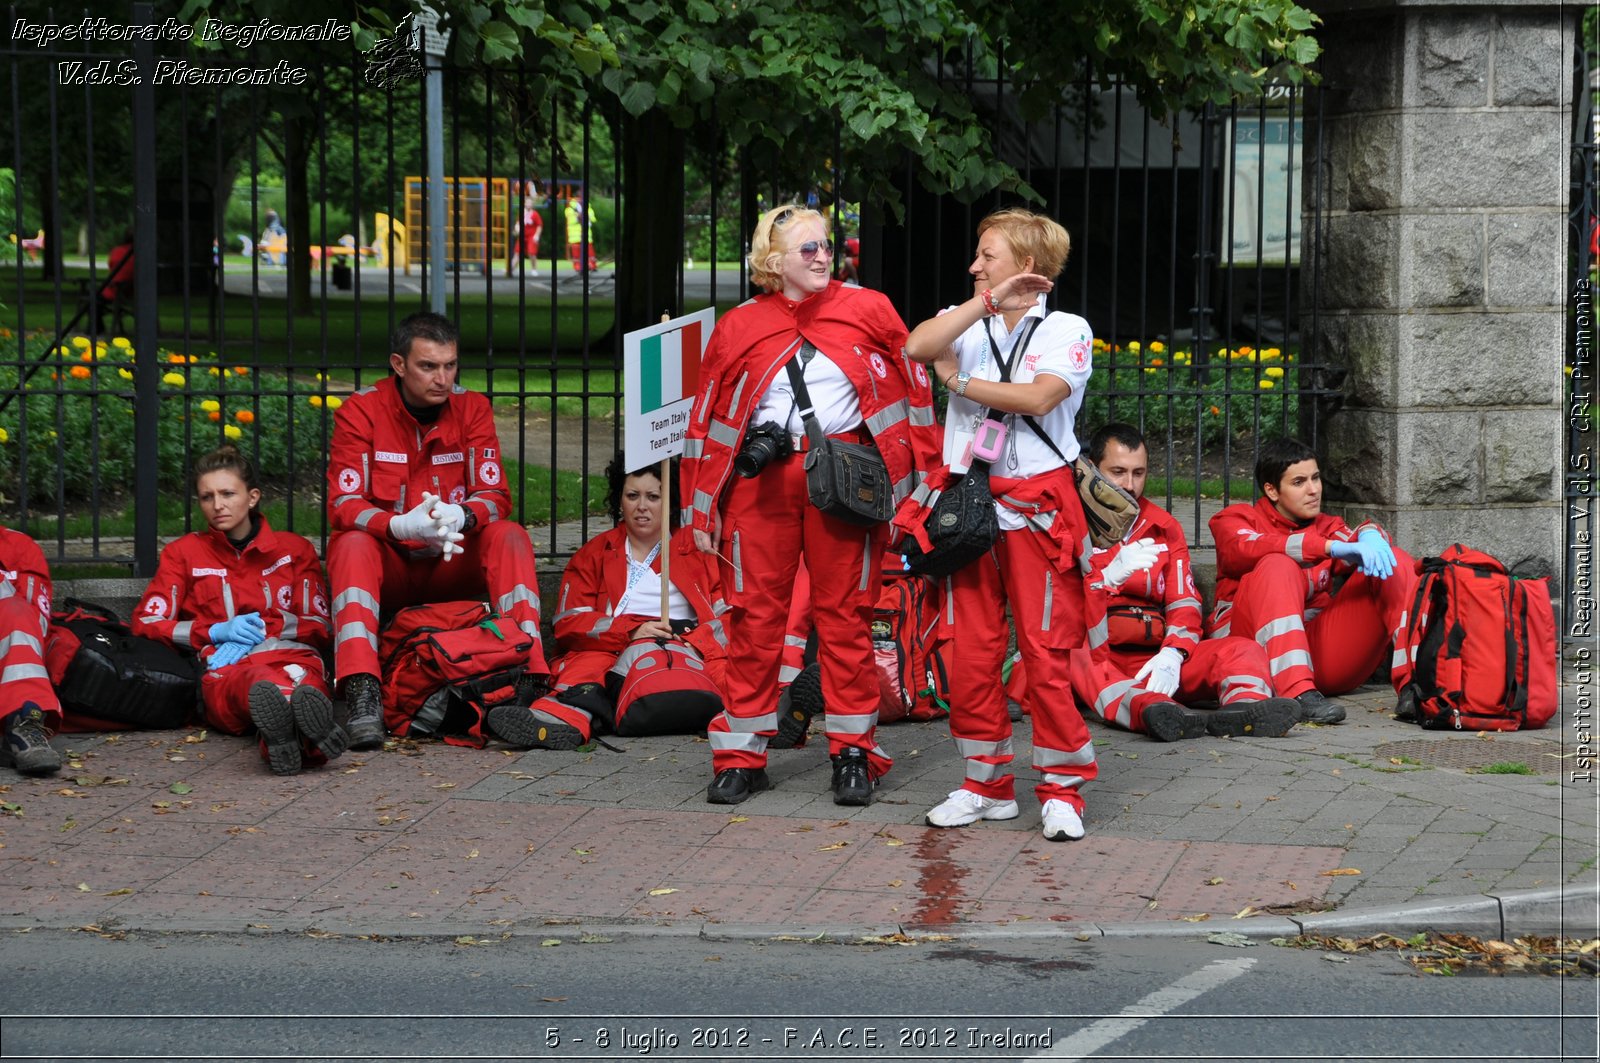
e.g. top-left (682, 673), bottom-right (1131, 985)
top-left (1033, 954), bottom-right (1259, 1060)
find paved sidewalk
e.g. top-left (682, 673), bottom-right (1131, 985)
top-left (1, 682), bottom-right (1594, 941)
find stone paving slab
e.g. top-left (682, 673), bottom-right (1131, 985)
top-left (0, 681), bottom-right (1593, 939)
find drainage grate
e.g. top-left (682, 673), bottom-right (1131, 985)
top-left (1372, 738), bottom-right (1567, 775)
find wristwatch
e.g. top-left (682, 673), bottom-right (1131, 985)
top-left (952, 372), bottom-right (972, 397)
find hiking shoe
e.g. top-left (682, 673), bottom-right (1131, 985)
top-left (513, 672), bottom-right (549, 707)
top-left (1294, 689), bottom-right (1348, 725)
top-left (485, 704), bottom-right (585, 750)
top-left (1207, 697), bottom-right (1299, 738)
top-left (771, 661), bottom-right (823, 749)
top-left (925, 788), bottom-right (1020, 828)
top-left (249, 682), bottom-right (302, 776)
top-left (1142, 701), bottom-right (1209, 743)
top-left (706, 767), bottom-right (772, 805)
top-left (342, 673), bottom-right (387, 750)
top-left (1040, 798), bottom-right (1086, 841)
top-left (1, 703), bottom-right (62, 776)
top-left (291, 686), bottom-right (349, 761)
top-left (831, 748), bottom-right (874, 806)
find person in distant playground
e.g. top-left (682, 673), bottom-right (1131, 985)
top-left (0, 525), bottom-right (63, 776)
top-left (324, 312), bottom-right (550, 751)
top-left (1074, 423), bottom-right (1300, 742)
top-left (1207, 437), bottom-right (1419, 724)
top-left (134, 446), bottom-right (344, 776)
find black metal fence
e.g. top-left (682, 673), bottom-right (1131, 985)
top-left (3, 6), bottom-right (1332, 575)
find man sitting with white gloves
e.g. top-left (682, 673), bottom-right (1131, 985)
top-left (1073, 423), bottom-right (1300, 741)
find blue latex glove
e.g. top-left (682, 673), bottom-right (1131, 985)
top-left (209, 611), bottom-right (266, 646)
top-left (1355, 528), bottom-right (1396, 579)
top-left (207, 641), bottom-right (250, 671)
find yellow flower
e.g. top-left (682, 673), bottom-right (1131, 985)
top-left (1568, 365), bottom-right (1576, 376)
top-left (200, 399), bottom-right (220, 412)
top-left (308, 395), bottom-right (324, 408)
top-left (1264, 366), bottom-right (1284, 379)
top-left (54, 345), bottom-right (73, 357)
top-left (208, 367), bottom-right (221, 376)
top-left (118, 368), bottom-right (133, 380)
top-left (71, 336), bottom-right (90, 349)
top-left (0, 427), bottom-right (8, 443)
top-left (1149, 341), bottom-right (1166, 354)
top-left (1172, 350), bottom-right (1189, 363)
top-left (314, 372), bottom-right (325, 382)
top-left (1128, 340), bottom-right (1141, 352)
top-left (1258, 378), bottom-right (1276, 390)
top-left (224, 424), bottom-right (242, 439)
top-left (162, 372), bottom-right (186, 387)
top-left (111, 337), bottom-right (131, 349)
top-left (1143, 367), bottom-right (1158, 375)
top-left (94, 342), bottom-right (107, 355)
top-left (1262, 347), bottom-right (1282, 360)
top-left (327, 396), bottom-right (343, 410)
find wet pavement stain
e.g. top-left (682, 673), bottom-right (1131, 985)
top-left (910, 829), bottom-right (971, 924)
top-left (926, 947), bottom-right (1092, 976)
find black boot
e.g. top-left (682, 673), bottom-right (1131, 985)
top-left (771, 661), bottom-right (823, 749)
top-left (706, 767), bottom-right (772, 804)
top-left (1142, 701), bottom-right (1209, 742)
top-left (342, 674), bottom-right (387, 750)
top-left (1, 703), bottom-right (62, 776)
top-left (1206, 697), bottom-right (1299, 738)
top-left (1294, 689), bottom-right (1348, 725)
top-left (831, 747), bottom-right (874, 806)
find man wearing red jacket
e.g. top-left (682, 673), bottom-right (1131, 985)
top-left (1074, 424), bottom-right (1299, 741)
top-left (326, 312), bottom-right (548, 749)
top-left (0, 526), bottom-right (62, 775)
top-left (1207, 437), bottom-right (1419, 724)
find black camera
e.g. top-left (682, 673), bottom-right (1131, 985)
top-left (733, 421), bottom-right (793, 478)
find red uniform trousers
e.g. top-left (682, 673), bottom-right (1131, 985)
top-left (1070, 638), bottom-right (1275, 734)
top-left (327, 522), bottom-right (548, 683)
top-left (944, 526), bottom-right (1098, 812)
top-left (201, 647), bottom-right (334, 765)
top-left (537, 633), bottom-right (731, 742)
top-left (779, 562), bottom-right (813, 686)
top-left (706, 453), bottom-right (890, 777)
top-left (1216, 550), bottom-right (1418, 698)
top-left (0, 594), bottom-right (61, 727)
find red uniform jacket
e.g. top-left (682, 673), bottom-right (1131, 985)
top-left (135, 517), bottom-right (330, 660)
top-left (681, 281), bottom-right (941, 534)
top-left (553, 525), bottom-right (728, 662)
top-left (1208, 496), bottom-right (1382, 631)
top-left (0, 526), bottom-right (52, 636)
top-left (326, 376), bottom-right (511, 544)
top-left (1087, 497), bottom-right (1203, 657)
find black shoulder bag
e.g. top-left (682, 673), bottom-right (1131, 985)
top-left (786, 342), bottom-right (894, 526)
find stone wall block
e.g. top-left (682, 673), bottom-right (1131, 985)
top-left (1346, 113), bottom-right (1403, 212)
top-left (1397, 312), bottom-right (1562, 407)
top-left (1325, 409), bottom-right (1400, 505)
top-left (1315, 312), bottom-right (1400, 408)
top-left (1321, 213), bottom-right (1399, 309)
top-left (1410, 11), bottom-right (1489, 108)
top-left (1317, 12), bottom-right (1404, 113)
top-left (1487, 213), bottom-right (1564, 307)
top-left (1365, 506), bottom-right (1563, 580)
top-left (1403, 213), bottom-right (1484, 308)
top-left (1407, 112), bottom-right (1563, 210)
top-left (1396, 410), bottom-right (1483, 506)
top-left (1481, 410), bottom-right (1561, 503)
top-left (1493, 15), bottom-right (1564, 107)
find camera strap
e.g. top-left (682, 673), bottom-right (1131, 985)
top-left (984, 317), bottom-right (1068, 466)
top-left (783, 340), bottom-right (830, 451)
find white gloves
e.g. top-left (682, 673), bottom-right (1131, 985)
top-left (392, 492), bottom-right (466, 562)
top-left (1135, 646), bottom-right (1185, 697)
top-left (389, 493), bottom-right (441, 542)
top-left (1100, 537), bottom-right (1167, 590)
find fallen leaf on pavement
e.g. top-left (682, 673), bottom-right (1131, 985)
top-left (1182, 914), bottom-right (1212, 923)
top-left (648, 888), bottom-right (680, 896)
top-left (1205, 877), bottom-right (1225, 886)
top-left (103, 888), bottom-right (133, 896)
top-left (1320, 868), bottom-right (1362, 877)
top-left (539, 938), bottom-right (561, 947)
top-left (169, 782), bottom-right (193, 795)
top-left (466, 849), bottom-right (479, 859)
top-left (816, 841), bottom-right (849, 852)
top-left (728, 815), bottom-right (749, 824)
top-left (75, 883), bottom-right (91, 892)
top-left (184, 731), bottom-right (208, 743)
top-left (1207, 931), bottom-right (1256, 948)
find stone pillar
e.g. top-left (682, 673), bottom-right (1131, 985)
top-left (1305, 0), bottom-right (1575, 579)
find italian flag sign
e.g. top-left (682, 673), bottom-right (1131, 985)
top-left (623, 307), bottom-right (716, 472)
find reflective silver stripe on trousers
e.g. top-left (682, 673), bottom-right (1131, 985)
top-left (682, 437), bottom-right (704, 459)
top-left (732, 531), bottom-right (743, 594)
top-left (865, 399), bottom-right (908, 437)
top-left (707, 419), bottom-right (742, 449)
top-left (1286, 532), bottom-right (1307, 562)
top-left (1094, 679), bottom-right (1136, 715)
top-left (778, 664), bottom-right (801, 684)
top-left (784, 634), bottom-right (808, 650)
top-left (1036, 741), bottom-right (1097, 768)
top-left (823, 711), bottom-right (878, 736)
top-left (498, 584), bottom-right (541, 615)
top-left (335, 622), bottom-right (378, 652)
top-left (1256, 614), bottom-right (1306, 643)
top-left (1268, 648), bottom-right (1314, 674)
top-left (1, 663), bottom-right (50, 683)
top-left (281, 614), bottom-right (298, 641)
top-left (1040, 570), bottom-right (1054, 632)
top-left (1086, 614), bottom-right (1109, 649)
top-left (1220, 674), bottom-right (1272, 699)
top-left (244, 637), bottom-right (319, 658)
top-left (964, 759), bottom-right (1010, 784)
top-left (334, 587), bottom-right (380, 616)
top-left (955, 735), bottom-right (1013, 759)
top-left (520, 620), bottom-right (542, 643)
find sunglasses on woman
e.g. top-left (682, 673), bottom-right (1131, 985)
top-left (786, 239), bottom-right (834, 260)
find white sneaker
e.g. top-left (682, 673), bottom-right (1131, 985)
top-left (925, 789), bottom-right (1020, 828)
top-left (1040, 799), bottom-right (1085, 842)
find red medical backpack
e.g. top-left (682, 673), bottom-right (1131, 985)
top-left (378, 601), bottom-right (532, 746)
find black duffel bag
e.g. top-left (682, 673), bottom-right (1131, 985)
top-left (45, 599), bottom-right (201, 729)
top-left (901, 461), bottom-right (999, 578)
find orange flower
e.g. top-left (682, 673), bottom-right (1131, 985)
top-left (1209, 405), bottom-right (1221, 416)
top-left (69, 365), bottom-right (91, 380)
top-left (235, 409), bottom-right (255, 424)
top-left (80, 351), bottom-right (94, 363)
top-left (167, 353), bottom-right (186, 364)
top-left (1149, 358), bottom-right (1163, 366)
top-left (208, 410), bottom-right (221, 422)
top-left (233, 366), bottom-right (249, 376)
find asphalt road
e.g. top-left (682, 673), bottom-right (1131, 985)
top-left (2, 929), bottom-right (1593, 1062)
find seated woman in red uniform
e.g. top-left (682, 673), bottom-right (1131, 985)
top-left (518, 454), bottom-right (729, 744)
top-left (134, 445), bottom-right (347, 775)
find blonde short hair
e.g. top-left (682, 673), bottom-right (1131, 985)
top-left (978, 208), bottom-right (1071, 280)
top-left (747, 204), bottom-right (826, 292)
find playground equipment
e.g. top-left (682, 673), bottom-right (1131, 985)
top-left (401, 176), bottom-right (508, 275)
